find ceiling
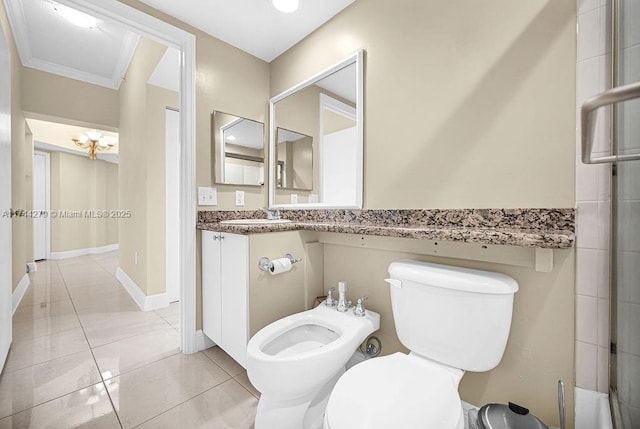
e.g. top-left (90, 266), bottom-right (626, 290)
top-left (224, 119), bottom-right (264, 150)
top-left (4, 0), bottom-right (355, 93)
top-left (7, 0), bottom-right (354, 157)
top-left (27, 118), bottom-right (119, 163)
top-left (4, 0), bottom-right (139, 89)
top-left (135, 0), bottom-right (355, 62)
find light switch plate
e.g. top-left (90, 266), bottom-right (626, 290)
top-left (198, 187), bottom-right (217, 206)
top-left (290, 194), bottom-right (298, 204)
top-left (235, 190), bottom-right (245, 206)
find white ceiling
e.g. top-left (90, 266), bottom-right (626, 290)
top-left (148, 46), bottom-right (180, 93)
top-left (27, 118), bottom-right (119, 163)
top-left (224, 118), bottom-right (264, 150)
top-left (315, 62), bottom-right (356, 103)
top-left (4, 0), bottom-right (355, 91)
top-left (4, 0), bottom-right (140, 89)
top-left (135, 0), bottom-right (356, 62)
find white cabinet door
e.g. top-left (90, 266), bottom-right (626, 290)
top-left (201, 231), bottom-right (249, 368)
top-left (220, 233), bottom-right (249, 368)
top-left (202, 230), bottom-right (222, 345)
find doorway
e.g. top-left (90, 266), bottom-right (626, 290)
top-left (52, 0), bottom-right (197, 352)
top-left (33, 151), bottom-right (49, 261)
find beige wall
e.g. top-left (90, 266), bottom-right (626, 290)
top-left (271, 0), bottom-right (576, 209)
top-left (116, 1), bottom-right (271, 324)
top-left (1, 3), bottom-right (31, 292)
top-left (21, 67), bottom-right (119, 130)
top-left (118, 37), bottom-right (169, 296)
top-left (267, 1), bottom-right (577, 427)
top-left (118, 0), bottom-right (271, 211)
top-left (248, 232), bottom-right (320, 336)
top-left (323, 243), bottom-right (575, 428)
top-left (146, 85), bottom-right (178, 295)
top-left (49, 152), bottom-right (118, 253)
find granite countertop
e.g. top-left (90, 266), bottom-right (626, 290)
top-left (197, 209), bottom-right (575, 249)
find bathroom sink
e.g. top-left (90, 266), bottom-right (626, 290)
top-left (220, 219), bottom-right (292, 225)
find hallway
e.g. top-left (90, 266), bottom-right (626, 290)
top-left (0, 252), bottom-right (258, 428)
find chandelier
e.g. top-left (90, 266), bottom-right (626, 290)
top-left (72, 131), bottom-right (115, 160)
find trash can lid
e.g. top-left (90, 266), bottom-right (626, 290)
top-left (478, 402), bottom-right (550, 429)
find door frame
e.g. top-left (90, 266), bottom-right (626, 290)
top-left (165, 108), bottom-right (180, 303)
top-left (0, 3), bottom-right (13, 373)
top-left (61, 0), bottom-right (198, 353)
top-left (33, 150), bottom-right (50, 261)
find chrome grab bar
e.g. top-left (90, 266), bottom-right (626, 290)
top-left (581, 81), bottom-right (640, 164)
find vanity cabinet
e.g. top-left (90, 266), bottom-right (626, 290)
top-left (202, 230), bottom-right (249, 368)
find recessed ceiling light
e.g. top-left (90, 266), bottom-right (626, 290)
top-left (272, 0), bottom-right (299, 13)
top-left (53, 3), bottom-right (98, 28)
top-left (226, 135), bottom-right (237, 141)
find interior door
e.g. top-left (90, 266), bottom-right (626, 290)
top-left (33, 152), bottom-right (48, 261)
top-left (0, 16), bottom-right (13, 371)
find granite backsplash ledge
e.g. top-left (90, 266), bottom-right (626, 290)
top-left (198, 208), bottom-right (575, 231)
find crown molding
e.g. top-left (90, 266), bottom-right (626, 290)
top-left (3, 0), bottom-right (139, 90)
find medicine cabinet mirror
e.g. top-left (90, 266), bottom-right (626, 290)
top-left (269, 50), bottom-right (363, 208)
top-left (212, 111), bottom-right (265, 187)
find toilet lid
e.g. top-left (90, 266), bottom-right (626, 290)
top-left (325, 353), bottom-right (463, 429)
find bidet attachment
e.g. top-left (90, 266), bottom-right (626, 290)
top-left (325, 287), bottom-right (337, 307)
top-left (353, 295), bottom-right (368, 317)
top-left (336, 281), bottom-right (350, 312)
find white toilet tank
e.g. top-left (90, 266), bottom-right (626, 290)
top-left (387, 260), bottom-right (518, 372)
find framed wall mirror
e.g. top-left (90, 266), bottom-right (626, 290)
top-left (212, 111), bottom-right (265, 186)
top-left (269, 50), bottom-right (363, 208)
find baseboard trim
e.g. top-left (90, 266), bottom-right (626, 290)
top-left (195, 330), bottom-right (216, 352)
top-left (115, 267), bottom-right (169, 312)
top-left (26, 262), bottom-right (37, 273)
top-left (12, 274), bottom-right (30, 314)
top-left (49, 244), bottom-right (119, 260)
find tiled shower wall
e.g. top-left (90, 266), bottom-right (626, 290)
top-left (575, 0), bottom-right (611, 393)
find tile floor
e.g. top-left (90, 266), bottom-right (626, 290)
top-left (0, 252), bottom-right (258, 428)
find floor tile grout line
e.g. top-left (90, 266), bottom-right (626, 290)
top-left (200, 350), bottom-right (242, 379)
top-left (83, 316), bottom-right (179, 350)
top-left (232, 374), bottom-right (261, 400)
top-left (0, 380), bottom-right (115, 421)
top-left (129, 377), bottom-right (238, 429)
top-left (1, 259), bottom-right (117, 422)
top-left (153, 309), bottom-right (181, 332)
top-left (10, 323), bottom-right (84, 347)
top-left (98, 347), bottom-right (198, 385)
top-left (5, 262), bottom-right (91, 374)
top-left (54, 257), bottom-right (125, 429)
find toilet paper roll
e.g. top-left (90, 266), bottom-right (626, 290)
top-left (269, 257), bottom-right (292, 275)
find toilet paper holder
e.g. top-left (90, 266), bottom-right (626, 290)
top-left (258, 254), bottom-right (302, 272)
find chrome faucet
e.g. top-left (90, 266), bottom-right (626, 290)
top-left (336, 281), bottom-right (351, 312)
top-left (353, 296), bottom-right (368, 317)
top-left (261, 207), bottom-right (281, 220)
top-left (325, 287), bottom-right (337, 307)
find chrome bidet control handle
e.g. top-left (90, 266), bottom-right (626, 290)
top-left (353, 296), bottom-right (368, 317)
top-left (325, 287), bottom-right (337, 307)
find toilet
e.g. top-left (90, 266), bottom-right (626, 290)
top-left (247, 301), bottom-right (380, 429)
top-left (323, 260), bottom-right (518, 429)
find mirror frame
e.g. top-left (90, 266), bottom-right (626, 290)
top-left (268, 49), bottom-right (364, 209)
top-left (212, 110), bottom-right (265, 187)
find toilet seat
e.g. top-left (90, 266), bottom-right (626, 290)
top-left (324, 352), bottom-right (464, 429)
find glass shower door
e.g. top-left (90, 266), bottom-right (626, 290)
top-left (613, 0), bottom-right (640, 426)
